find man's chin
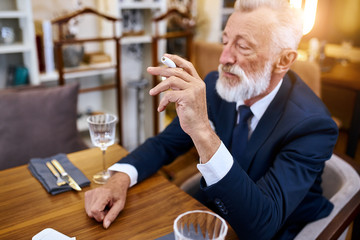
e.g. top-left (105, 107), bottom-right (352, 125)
top-left (219, 74), bottom-right (240, 88)
top-left (216, 77), bottom-right (246, 103)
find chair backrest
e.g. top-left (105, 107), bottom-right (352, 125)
top-left (295, 154), bottom-right (360, 240)
top-left (192, 40), bottom-right (223, 79)
top-left (290, 60), bottom-right (321, 98)
top-left (0, 84), bottom-right (88, 170)
top-left (151, 8), bottom-right (195, 135)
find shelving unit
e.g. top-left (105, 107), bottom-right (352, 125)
top-left (220, 2), bottom-right (235, 34)
top-left (49, 7), bottom-right (124, 144)
top-left (40, 66), bottom-right (116, 83)
top-left (0, 0), bottom-right (39, 87)
top-left (216, 0), bottom-right (235, 42)
top-left (96, 0), bottom-right (167, 150)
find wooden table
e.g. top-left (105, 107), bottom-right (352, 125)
top-left (321, 62), bottom-right (360, 158)
top-left (0, 145), bottom-right (237, 240)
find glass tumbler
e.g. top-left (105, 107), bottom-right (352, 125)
top-left (173, 210), bottom-right (228, 240)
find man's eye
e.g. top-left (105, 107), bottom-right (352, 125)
top-left (237, 44), bottom-right (249, 50)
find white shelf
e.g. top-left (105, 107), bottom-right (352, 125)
top-left (0, 43), bottom-right (31, 54)
top-left (39, 71), bottom-right (59, 82)
top-left (120, 1), bottom-right (163, 9)
top-left (121, 35), bottom-right (152, 44)
top-left (77, 110), bottom-right (118, 132)
top-left (40, 67), bottom-right (117, 83)
top-left (77, 114), bottom-right (89, 132)
top-left (0, 0), bottom-right (39, 86)
top-left (0, 10), bottom-right (27, 18)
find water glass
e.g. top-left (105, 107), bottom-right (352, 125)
top-left (173, 210), bottom-right (228, 240)
top-left (87, 113), bottom-right (117, 184)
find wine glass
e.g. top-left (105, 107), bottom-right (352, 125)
top-left (87, 113), bottom-right (117, 184)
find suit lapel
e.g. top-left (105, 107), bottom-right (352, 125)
top-left (243, 74), bottom-right (294, 172)
top-left (214, 100), bottom-right (236, 148)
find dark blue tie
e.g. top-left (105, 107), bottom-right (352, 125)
top-left (231, 105), bottom-right (253, 163)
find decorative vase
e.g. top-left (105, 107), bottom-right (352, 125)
top-left (62, 44), bottom-right (84, 68)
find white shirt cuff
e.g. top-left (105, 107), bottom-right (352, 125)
top-left (108, 163), bottom-right (138, 187)
top-left (197, 141), bottom-right (233, 186)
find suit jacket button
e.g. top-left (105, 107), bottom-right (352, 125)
top-left (214, 198), bottom-right (221, 205)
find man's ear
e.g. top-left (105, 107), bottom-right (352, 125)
top-left (273, 49), bottom-right (298, 74)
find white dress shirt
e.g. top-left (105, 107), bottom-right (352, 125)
top-left (109, 79), bottom-right (283, 187)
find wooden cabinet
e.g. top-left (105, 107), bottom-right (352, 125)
top-left (0, 0), bottom-right (39, 88)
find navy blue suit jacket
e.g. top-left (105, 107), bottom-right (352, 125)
top-left (119, 70), bottom-right (339, 239)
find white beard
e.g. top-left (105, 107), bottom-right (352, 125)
top-left (215, 61), bottom-right (273, 103)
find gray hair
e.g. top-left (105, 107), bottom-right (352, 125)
top-left (234, 0), bottom-right (303, 52)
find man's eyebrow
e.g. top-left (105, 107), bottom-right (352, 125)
top-left (222, 31), bottom-right (256, 46)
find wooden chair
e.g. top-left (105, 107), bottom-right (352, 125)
top-left (294, 153), bottom-right (360, 240)
top-left (151, 8), bottom-right (195, 135)
top-left (52, 8), bottom-right (123, 145)
top-left (179, 153), bottom-right (360, 240)
top-left (191, 40), bottom-right (223, 79)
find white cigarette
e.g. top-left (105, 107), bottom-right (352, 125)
top-left (161, 56), bottom-right (176, 68)
top-left (161, 56), bottom-right (176, 81)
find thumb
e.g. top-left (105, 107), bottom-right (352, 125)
top-left (103, 200), bottom-right (125, 229)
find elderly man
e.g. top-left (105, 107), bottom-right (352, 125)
top-left (85, 0), bottom-right (338, 239)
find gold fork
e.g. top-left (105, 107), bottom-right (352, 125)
top-left (46, 161), bottom-right (66, 186)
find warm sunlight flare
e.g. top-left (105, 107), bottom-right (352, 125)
top-left (290, 0), bottom-right (318, 35)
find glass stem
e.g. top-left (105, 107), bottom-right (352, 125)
top-left (102, 149), bottom-right (106, 173)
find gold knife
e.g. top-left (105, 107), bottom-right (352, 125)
top-left (51, 159), bottom-right (82, 191)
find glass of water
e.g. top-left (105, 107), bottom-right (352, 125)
top-left (174, 210), bottom-right (228, 240)
top-left (87, 114), bottom-right (117, 184)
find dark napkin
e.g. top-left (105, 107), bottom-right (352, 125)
top-left (28, 153), bottom-right (90, 195)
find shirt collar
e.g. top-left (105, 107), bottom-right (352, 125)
top-left (236, 79), bottom-right (283, 121)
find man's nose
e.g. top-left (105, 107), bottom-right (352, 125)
top-left (219, 44), bottom-right (236, 65)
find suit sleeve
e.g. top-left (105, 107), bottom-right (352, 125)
top-left (118, 117), bottom-right (194, 182)
top-left (201, 115), bottom-right (338, 239)
top-left (117, 71), bottom-right (219, 183)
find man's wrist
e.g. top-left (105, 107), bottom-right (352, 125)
top-left (108, 163), bottom-right (138, 187)
top-left (191, 127), bottom-right (221, 164)
top-left (106, 172), bottom-right (131, 189)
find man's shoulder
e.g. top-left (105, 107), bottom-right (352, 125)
top-left (283, 70), bottom-right (332, 118)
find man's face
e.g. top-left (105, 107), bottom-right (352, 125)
top-left (216, 8), bottom-right (278, 103)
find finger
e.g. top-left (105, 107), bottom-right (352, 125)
top-left (157, 90), bottom-right (184, 112)
top-left (147, 66), bottom-right (189, 82)
top-left (163, 54), bottom-right (201, 79)
top-left (84, 191), bottom-right (92, 215)
top-left (91, 205), bottom-right (107, 222)
top-left (103, 200), bottom-right (125, 229)
top-left (85, 190), bottom-right (98, 218)
top-left (87, 191), bottom-right (111, 222)
top-left (149, 77), bottom-right (189, 96)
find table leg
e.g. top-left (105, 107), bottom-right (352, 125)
top-left (346, 91), bottom-right (360, 158)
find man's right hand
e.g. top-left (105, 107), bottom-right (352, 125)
top-left (84, 172), bottom-right (130, 229)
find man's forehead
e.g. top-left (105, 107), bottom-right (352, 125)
top-left (224, 8), bottom-right (276, 42)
